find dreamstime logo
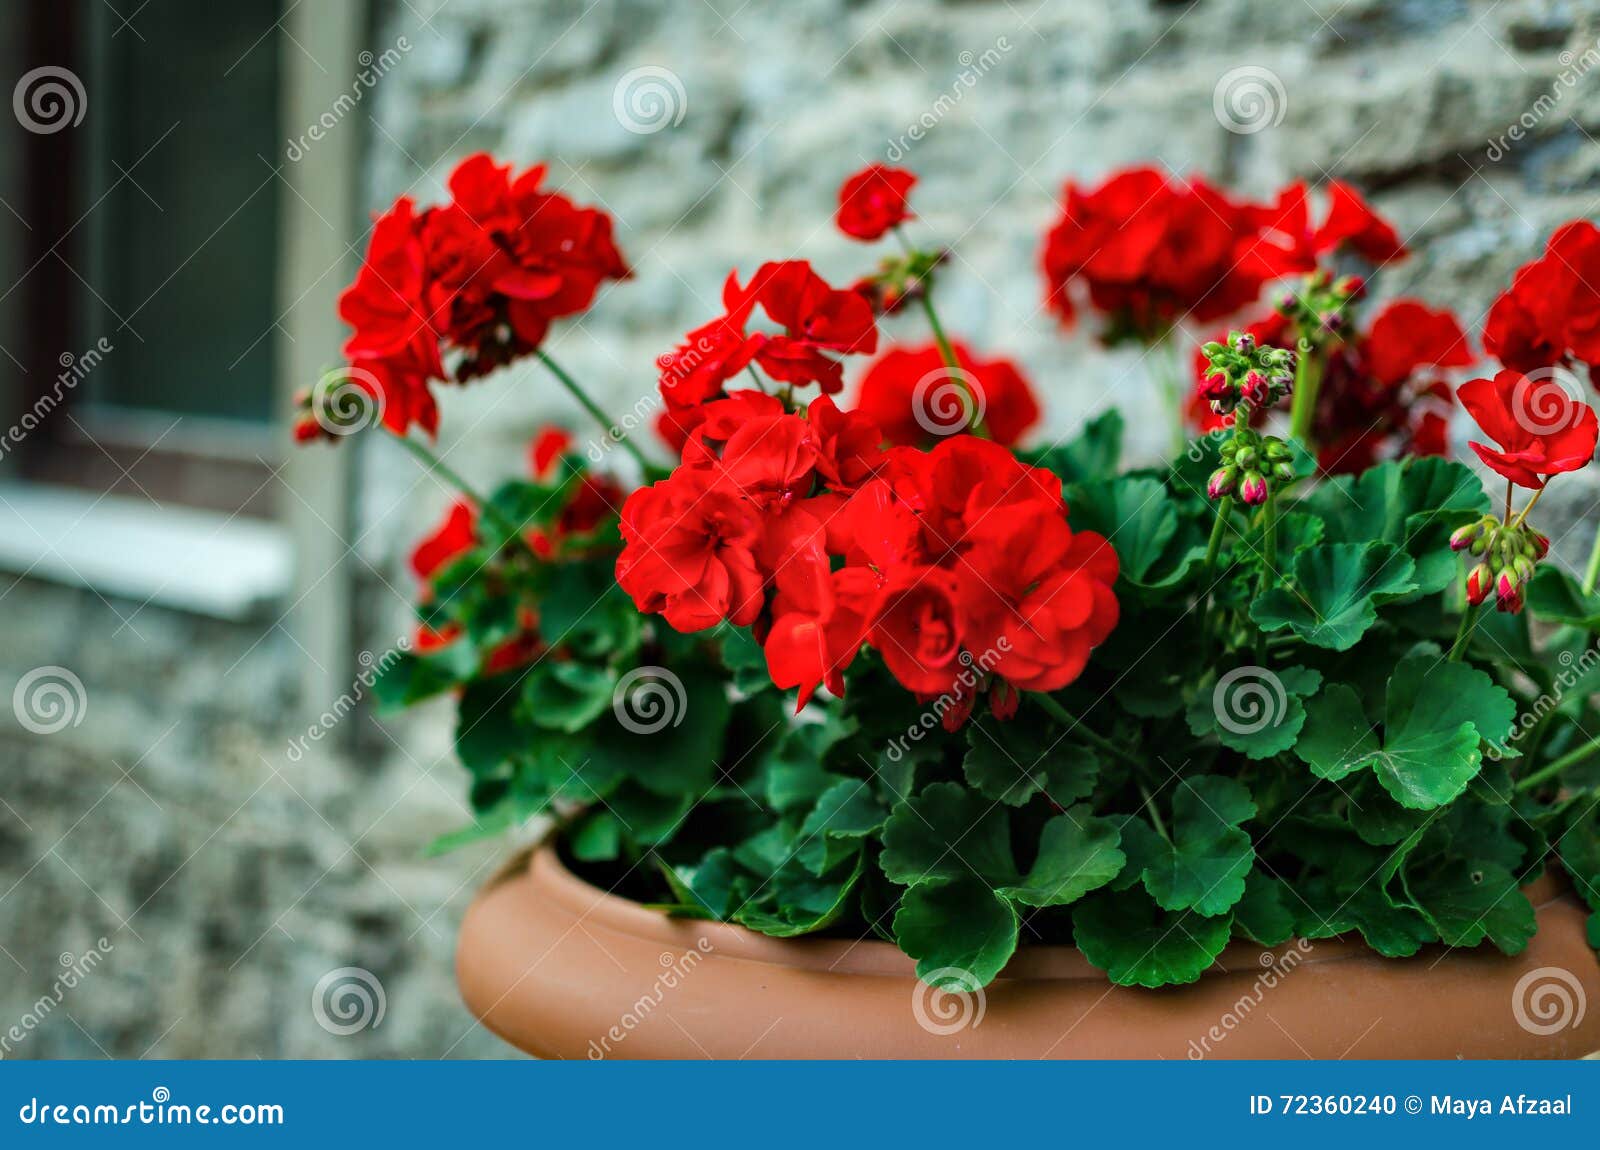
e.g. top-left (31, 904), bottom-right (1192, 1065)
top-left (612, 66), bottom-right (686, 134)
top-left (311, 967), bottom-right (385, 1036)
top-left (13, 666), bottom-right (87, 735)
top-left (1511, 966), bottom-right (1587, 1036)
top-left (13, 66), bottom-right (86, 134)
top-left (1212, 65), bottom-right (1286, 135)
top-left (0, 337), bottom-right (112, 461)
top-left (912, 367), bottom-right (984, 437)
top-left (1212, 666), bottom-right (1286, 736)
top-left (911, 967), bottom-right (987, 1036)
top-left (286, 641), bottom-right (410, 762)
top-left (0, 938), bottom-right (114, 1060)
top-left (612, 666), bottom-right (687, 734)
top-left (309, 365), bottom-right (385, 437)
top-left (285, 38), bottom-right (411, 161)
top-left (1511, 366), bottom-right (1586, 436)
top-left (884, 36), bottom-right (1013, 161)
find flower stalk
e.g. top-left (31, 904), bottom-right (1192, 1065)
top-left (536, 349), bottom-right (654, 474)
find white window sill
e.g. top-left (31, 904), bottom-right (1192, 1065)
top-left (0, 482), bottom-right (291, 620)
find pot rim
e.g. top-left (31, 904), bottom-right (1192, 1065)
top-left (528, 845), bottom-right (1572, 982)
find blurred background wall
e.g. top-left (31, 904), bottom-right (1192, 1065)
top-left (2, 0), bottom-right (1600, 1057)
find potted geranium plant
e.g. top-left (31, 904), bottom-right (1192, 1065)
top-left (298, 155), bottom-right (1600, 1059)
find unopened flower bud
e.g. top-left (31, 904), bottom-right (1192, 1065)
top-left (1512, 555), bottom-right (1536, 584)
top-left (1466, 564), bottom-right (1493, 606)
top-left (1235, 446), bottom-right (1258, 469)
top-left (1272, 461), bottom-right (1296, 482)
top-left (1449, 520), bottom-right (1484, 552)
top-left (1239, 471), bottom-right (1269, 506)
top-left (1231, 332), bottom-right (1256, 355)
top-left (1529, 530), bottom-right (1550, 559)
top-left (1207, 466), bottom-right (1238, 500)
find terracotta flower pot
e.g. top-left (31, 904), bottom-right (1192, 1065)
top-left (457, 846), bottom-right (1600, 1059)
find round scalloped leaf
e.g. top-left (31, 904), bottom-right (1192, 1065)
top-left (1072, 888), bottom-right (1233, 988)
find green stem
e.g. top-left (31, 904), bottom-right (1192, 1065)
top-left (536, 349), bottom-right (652, 474)
top-left (1032, 693), bottom-right (1143, 770)
top-left (1514, 737), bottom-right (1600, 793)
top-left (894, 225), bottom-right (985, 437)
top-left (1584, 525), bottom-right (1600, 596)
top-left (397, 435), bottom-right (526, 547)
top-left (1286, 344), bottom-right (1324, 450)
top-left (1136, 779), bottom-right (1172, 844)
top-left (1448, 600), bottom-right (1483, 661)
top-left (1257, 492), bottom-right (1279, 596)
top-left (1203, 496), bottom-right (1235, 583)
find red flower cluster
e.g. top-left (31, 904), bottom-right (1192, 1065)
top-left (331, 153), bottom-right (629, 437)
top-left (1459, 369), bottom-right (1599, 490)
top-left (1187, 300), bottom-right (1473, 473)
top-left (655, 260), bottom-right (878, 450)
top-left (1484, 221), bottom-right (1600, 374)
top-left (1044, 171), bottom-right (1406, 341)
top-left (836, 165), bottom-right (917, 241)
top-left (854, 342), bottom-right (1040, 448)
top-left (617, 400), bottom-right (1119, 720)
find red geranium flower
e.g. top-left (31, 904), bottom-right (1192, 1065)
top-left (868, 566), bottom-right (966, 696)
top-left (836, 165), bottom-right (917, 241)
top-left (1313, 181), bottom-right (1407, 264)
top-left (1042, 168), bottom-right (1303, 340)
top-left (1459, 368), bottom-right (1599, 489)
top-left (732, 260), bottom-right (879, 393)
top-left (854, 342), bottom-right (1041, 447)
top-left (616, 468), bottom-right (767, 632)
top-left (411, 500), bottom-right (478, 580)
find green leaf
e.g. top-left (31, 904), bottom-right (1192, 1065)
top-left (1304, 457), bottom-right (1489, 594)
top-left (995, 807), bottom-right (1124, 907)
top-left (1232, 870), bottom-right (1296, 946)
top-left (1296, 657), bottom-right (1517, 809)
top-left (962, 713), bottom-right (1100, 807)
top-left (1405, 862), bottom-right (1536, 954)
top-left (455, 678), bottom-right (526, 778)
top-left (761, 716), bottom-right (856, 812)
top-left (1526, 566), bottom-right (1600, 630)
top-left (1135, 776), bottom-right (1256, 916)
top-left (1293, 684), bottom-right (1377, 782)
top-left (1072, 888), bottom-right (1233, 987)
top-left (1251, 542), bottom-right (1417, 651)
top-left (1023, 408), bottom-right (1123, 486)
top-left (587, 666), bottom-right (731, 798)
top-left (423, 790), bottom-right (546, 857)
top-left (1185, 665), bottom-right (1322, 759)
top-left (880, 782), bottom-right (1017, 887)
top-left (1069, 475), bottom-right (1207, 590)
top-left (715, 624), bottom-right (775, 694)
top-left (539, 561), bottom-right (641, 659)
top-left (893, 875), bottom-right (1019, 987)
top-left (372, 646), bottom-right (477, 711)
top-left (521, 661), bottom-right (617, 733)
top-left (795, 778), bottom-right (885, 876)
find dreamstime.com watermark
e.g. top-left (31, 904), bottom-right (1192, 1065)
top-left (585, 391), bottom-right (662, 465)
top-left (17, 1089), bottom-right (283, 1128)
top-left (1486, 641), bottom-right (1600, 761)
top-left (1187, 940), bottom-right (1315, 1059)
top-left (1511, 966), bottom-right (1587, 1036)
top-left (12, 665), bottom-right (88, 735)
top-left (312, 967), bottom-right (386, 1036)
top-left (586, 940), bottom-right (714, 1058)
top-left (1485, 37), bottom-right (1600, 162)
top-left (0, 337), bottom-right (112, 460)
top-left (12, 65), bottom-right (86, 134)
top-left (0, 939), bottom-right (114, 1060)
top-left (911, 967), bottom-right (987, 1035)
top-left (882, 639), bottom-right (1010, 764)
top-left (884, 37), bottom-right (1012, 161)
top-left (286, 643), bottom-right (410, 762)
top-left (285, 39), bottom-right (411, 161)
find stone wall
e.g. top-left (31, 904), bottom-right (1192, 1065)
top-left (6, 0), bottom-right (1600, 1060)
